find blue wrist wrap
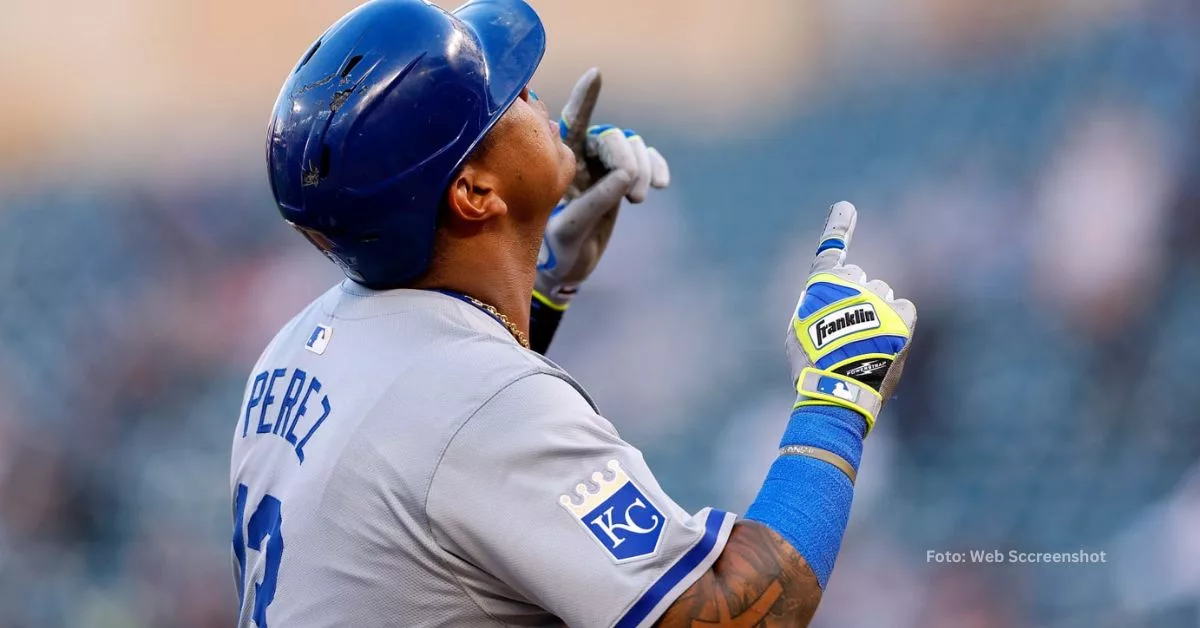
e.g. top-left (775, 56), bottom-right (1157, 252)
top-left (744, 404), bottom-right (866, 588)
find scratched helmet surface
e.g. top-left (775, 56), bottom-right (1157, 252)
top-left (266, 0), bottom-right (546, 287)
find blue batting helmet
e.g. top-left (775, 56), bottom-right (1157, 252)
top-left (266, 0), bottom-right (546, 287)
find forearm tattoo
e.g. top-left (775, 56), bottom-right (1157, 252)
top-left (655, 521), bottom-right (822, 627)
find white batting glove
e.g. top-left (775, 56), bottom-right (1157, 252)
top-left (533, 69), bottom-right (670, 310)
top-left (786, 202), bottom-right (918, 433)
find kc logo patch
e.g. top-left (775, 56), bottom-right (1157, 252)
top-left (560, 460), bottom-right (666, 563)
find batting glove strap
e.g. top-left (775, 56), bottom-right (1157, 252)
top-left (795, 367), bottom-right (883, 433)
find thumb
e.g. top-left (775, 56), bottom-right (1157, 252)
top-left (551, 169), bottom-right (632, 243)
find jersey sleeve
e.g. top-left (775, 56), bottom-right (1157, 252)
top-left (427, 372), bottom-right (736, 628)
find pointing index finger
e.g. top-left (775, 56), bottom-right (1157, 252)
top-left (809, 201), bottom-right (858, 274)
top-left (560, 68), bottom-right (602, 154)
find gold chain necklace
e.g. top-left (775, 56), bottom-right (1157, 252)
top-left (464, 296), bottom-right (530, 349)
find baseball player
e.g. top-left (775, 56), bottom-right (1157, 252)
top-left (231, 0), bottom-right (918, 626)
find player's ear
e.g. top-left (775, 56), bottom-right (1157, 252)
top-left (446, 164), bottom-right (508, 224)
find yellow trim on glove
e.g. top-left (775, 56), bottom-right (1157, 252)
top-left (792, 273), bottom-right (912, 363)
top-left (532, 289), bottom-right (569, 312)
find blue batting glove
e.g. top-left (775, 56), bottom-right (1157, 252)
top-left (786, 202), bottom-right (918, 433)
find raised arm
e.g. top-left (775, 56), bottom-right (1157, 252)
top-left (662, 202), bottom-right (918, 626)
top-left (530, 69), bottom-right (669, 353)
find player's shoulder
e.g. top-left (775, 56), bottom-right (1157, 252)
top-left (412, 339), bottom-right (604, 439)
top-left (253, 281), bottom-right (603, 428)
top-left (491, 368), bottom-right (598, 414)
top-left (327, 283), bottom-right (593, 397)
top-left (471, 341), bottom-right (598, 412)
top-left (448, 368), bottom-right (617, 463)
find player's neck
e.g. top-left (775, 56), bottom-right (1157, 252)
top-left (412, 235), bottom-right (537, 339)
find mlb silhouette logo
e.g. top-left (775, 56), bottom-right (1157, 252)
top-left (816, 375), bottom-right (858, 403)
top-left (305, 324), bottom-right (333, 355)
top-left (560, 460), bottom-right (666, 563)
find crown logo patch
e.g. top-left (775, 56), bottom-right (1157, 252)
top-left (559, 460), bottom-right (666, 563)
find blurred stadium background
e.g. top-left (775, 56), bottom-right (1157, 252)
top-left (3, 0), bottom-right (1200, 626)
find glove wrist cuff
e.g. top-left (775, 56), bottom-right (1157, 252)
top-left (795, 367), bottom-right (882, 433)
top-left (532, 288), bottom-right (570, 311)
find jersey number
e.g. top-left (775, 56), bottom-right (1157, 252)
top-left (233, 483), bottom-right (284, 627)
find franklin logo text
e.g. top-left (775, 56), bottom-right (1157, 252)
top-left (809, 304), bottom-right (880, 349)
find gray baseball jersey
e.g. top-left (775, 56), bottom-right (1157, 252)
top-left (230, 281), bottom-right (736, 628)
